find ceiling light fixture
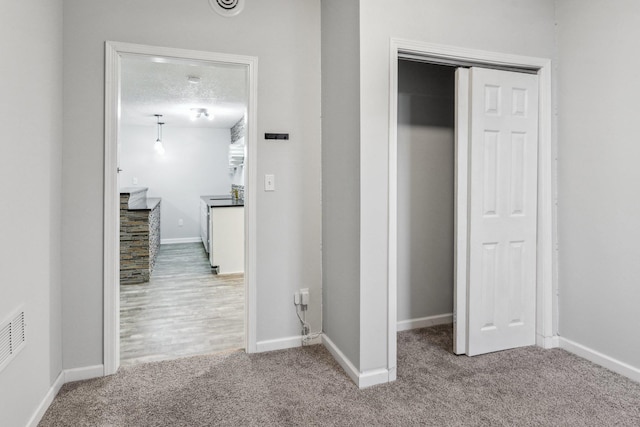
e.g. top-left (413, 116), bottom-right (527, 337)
top-left (190, 108), bottom-right (213, 121)
top-left (154, 114), bottom-right (166, 155)
top-left (187, 75), bottom-right (201, 84)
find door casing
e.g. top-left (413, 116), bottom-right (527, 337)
top-left (103, 41), bottom-right (259, 375)
top-left (388, 39), bottom-right (556, 381)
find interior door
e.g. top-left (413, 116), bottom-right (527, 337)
top-left (458, 66), bottom-right (539, 356)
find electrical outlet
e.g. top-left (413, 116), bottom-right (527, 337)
top-left (294, 292), bottom-right (301, 305)
top-left (178, 218), bottom-right (184, 227)
top-left (300, 288), bottom-right (309, 306)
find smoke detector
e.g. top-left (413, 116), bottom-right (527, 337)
top-left (209, 0), bottom-right (245, 17)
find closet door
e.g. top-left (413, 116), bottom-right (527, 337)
top-left (464, 67), bottom-right (539, 356)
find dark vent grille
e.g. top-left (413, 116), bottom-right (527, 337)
top-left (209, 0), bottom-right (244, 17)
top-left (216, 0), bottom-right (238, 10)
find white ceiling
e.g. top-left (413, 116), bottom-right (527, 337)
top-left (120, 55), bottom-right (247, 129)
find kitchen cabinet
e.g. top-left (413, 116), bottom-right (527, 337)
top-left (200, 196), bottom-right (244, 274)
top-left (210, 206), bottom-right (244, 274)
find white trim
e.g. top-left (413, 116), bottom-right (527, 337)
top-left (359, 368), bottom-right (391, 388)
top-left (454, 67), bottom-right (470, 355)
top-left (397, 314), bottom-right (453, 332)
top-left (387, 40), bottom-right (399, 387)
top-left (244, 48), bottom-right (259, 354)
top-left (537, 333), bottom-right (560, 349)
top-left (103, 42), bottom-right (120, 376)
top-left (323, 334), bottom-right (391, 389)
top-left (27, 365), bottom-right (105, 426)
top-left (322, 334), bottom-right (361, 386)
top-left (104, 41), bottom-right (259, 374)
top-left (26, 372), bottom-right (64, 427)
top-left (388, 39), bottom-right (555, 374)
top-left (160, 237), bottom-right (202, 245)
top-left (255, 333), bottom-right (322, 353)
top-left (559, 337), bottom-right (640, 383)
top-left (64, 364), bottom-right (105, 383)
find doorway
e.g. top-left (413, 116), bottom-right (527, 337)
top-left (117, 54), bottom-right (248, 365)
top-left (396, 60), bottom-right (456, 333)
top-left (388, 40), bottom-right (555, 380)
top-left (104, 42), bottom-right (258, 375)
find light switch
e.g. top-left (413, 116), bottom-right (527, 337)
top-left (265, 174), bottom-right (275, 191)
top-left (133, 176), bottom-right (138, 185)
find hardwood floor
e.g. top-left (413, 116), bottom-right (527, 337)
top-left (120, 243), bottom-right (244, 366)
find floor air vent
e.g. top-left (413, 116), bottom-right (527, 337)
top-left (0, 309), bottom-right (26, 373)
top-left (209, 0), bottom-right (245, 17)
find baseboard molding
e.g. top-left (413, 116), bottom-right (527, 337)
top-left (64, 364), bottom-right (104, 383)
top-left (537, 333), bottom-right (560, 349)
top-left (559, 337), bottom-right (640, 383)
top-left (161, 237), bottom-right (202, 245)
top-left (397, 313), bottom-right (453, 332)
top-left (322, 334), bottom-right (360, 385)
top-left (322, 334), bottom-right (391, 389)
top-left (255, 333), bottom-right (322, 353)
top-left (27, 371), bottom-right (65, 427)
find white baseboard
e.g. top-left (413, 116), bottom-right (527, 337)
top-left (64, 364), bottom-right (104, 383)
top-left (161, 237), bottom-right (202, 245)
top-left (255, 333), bottom-right (322, 353)
top-left (27, 371), bottom-right (65, 427)
top-left (397, 313), bottom-right (453, 332)
top-left (537, 333), bottom-right (560, 349)
top-left (322, 334), bottom-right (391, 389)
top-left (559, 337), bottom-right (640, 383)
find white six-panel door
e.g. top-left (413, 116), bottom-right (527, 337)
top-left (465, 67), bottom-right (539, 356)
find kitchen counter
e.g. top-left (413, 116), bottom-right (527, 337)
top-left (201, 195), bottom-right (244, 208)
top-left (119, 187), bottom-right (161, 284)
top-left (127, 197), bottom-right (161, 211)
top-left (120, 187), bottom-right (161, 210)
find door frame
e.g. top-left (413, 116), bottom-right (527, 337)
top-left (387, 39), bottom-right (555, 378)
top-left (103, 41), bottom-right (259, 375)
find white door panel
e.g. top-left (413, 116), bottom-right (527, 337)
top-left (454, 68), bottom-right (469, 355)
top-left (466, 67), bottom-right (539, 356)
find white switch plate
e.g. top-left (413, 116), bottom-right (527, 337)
top-left (132, 176), bottom-right (138, 185)
top-left (178, 219), bottom-right (184, 227)
top-left (265, 174), bottom-right (275, 191)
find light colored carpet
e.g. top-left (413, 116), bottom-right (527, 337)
top-left (40, 325), bottom-right (640, 426)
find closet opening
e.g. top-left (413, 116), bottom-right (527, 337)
top-left (396, 59), bottom-right (457, 339)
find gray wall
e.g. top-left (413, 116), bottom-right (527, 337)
top-left (397, 61), bottom-right (455, 322)
top-left (0, 0), bottom-right (63, 425)
top-left (321, 0), bottom-right (361, 368)
top-left (120, 125), bottom-right (233, 241)
top-left (62, 0), bottom-right (322, 369)
top-left (358, 0), bottom-right (557, 372)
top-left (556, 1), bottom-right (640, 369)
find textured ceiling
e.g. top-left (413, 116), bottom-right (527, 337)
top-left (120, 55), bottom-right (247, 129)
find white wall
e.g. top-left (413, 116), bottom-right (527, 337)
top-left (120, 125), bottom-right (233, 241)
top-left (357, 0), bottom-right (557, 373)
top-left (0, 0), bottom-right (63, 425)
top-left (556, 0), bottom-right (640, 370)
top-left (62, 0), bottom-right (321, 369)
top-left (397, 61), bottom-right (455, 322)
top-left (321, 0), bottom-right (362, 369)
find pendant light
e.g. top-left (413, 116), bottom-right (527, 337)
top-left (154, 114), bottom-right (166, 155)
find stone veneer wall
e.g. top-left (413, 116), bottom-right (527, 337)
top-left (120, 194), bottom-right (161, 285)
top-left (230, 116), bottom-right (245, 143)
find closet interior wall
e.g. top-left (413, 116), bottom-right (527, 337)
top-left (397, 60), bottom-right (456, 325)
